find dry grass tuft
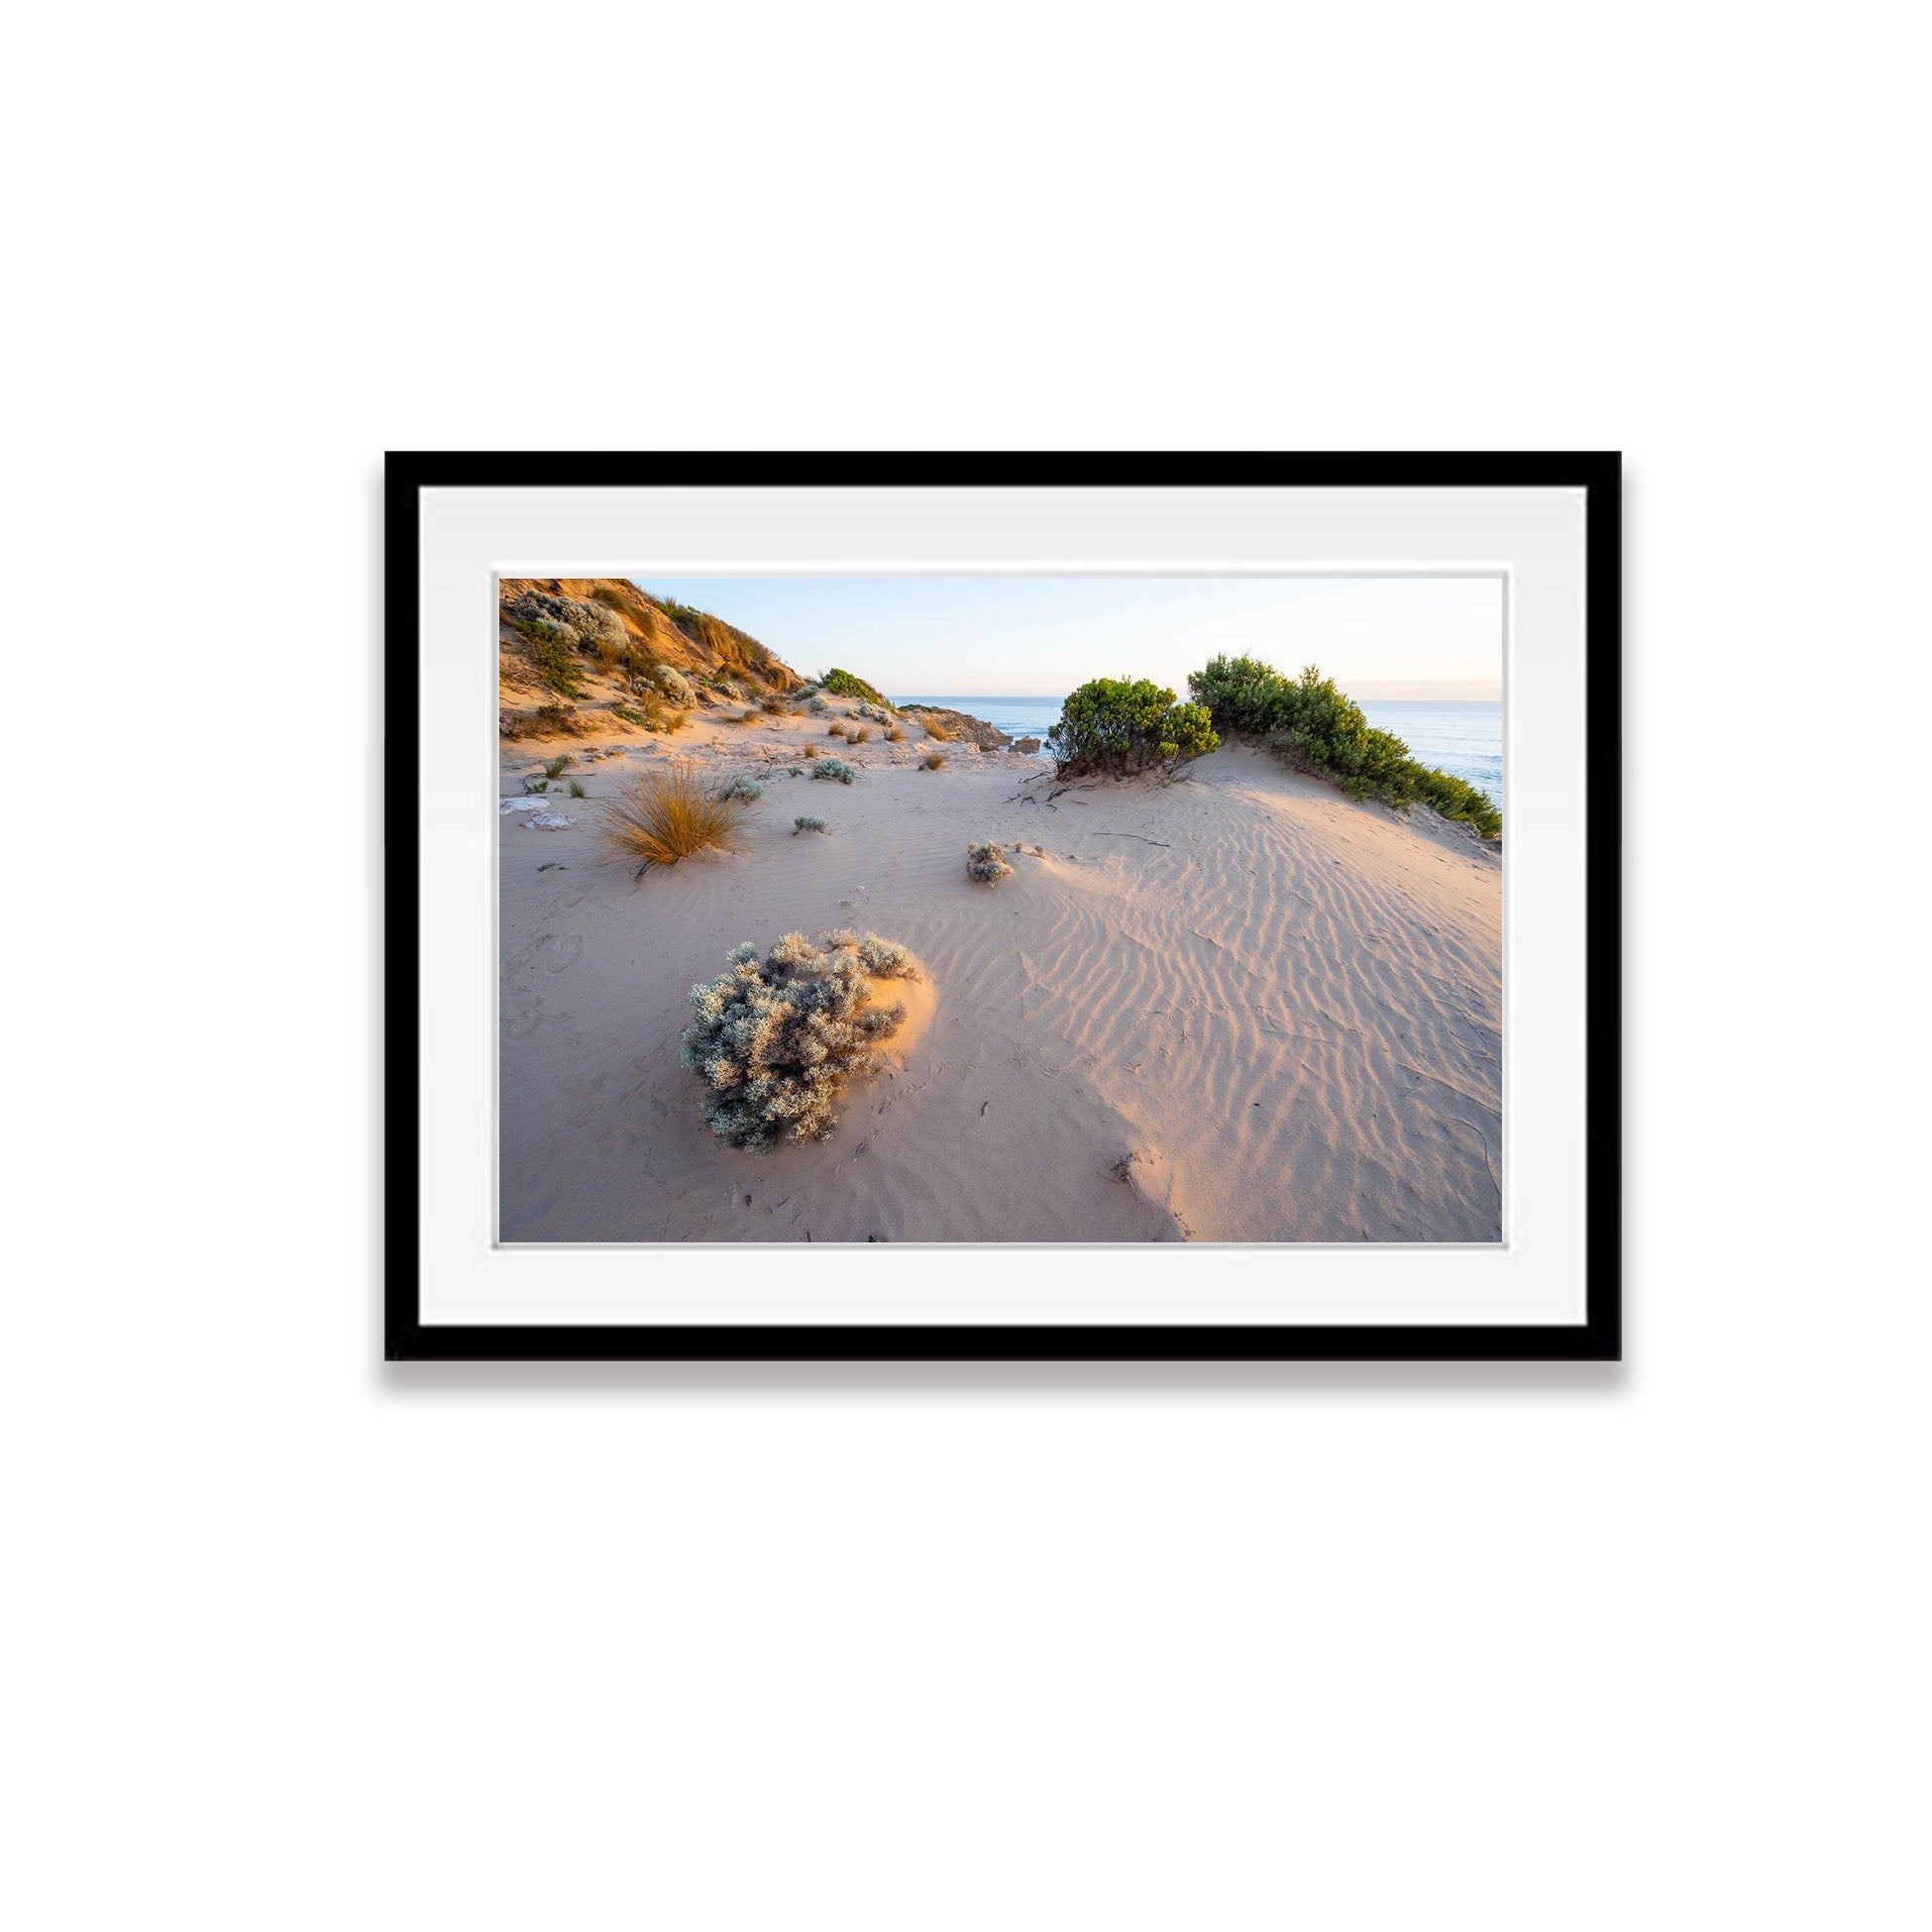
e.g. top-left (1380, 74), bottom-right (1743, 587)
top-left (598, 759), bottom-right (739, 876)
top-left (920, 749), bottom-right (946, 770)
top-left (886, 724), bottom-right (905, 741)
top-left (803, 742), bottom-right (819, 759)
top-left (848, 725), bottom-right (870, 744)
top-left (543, 754), bottom-right (576, 780)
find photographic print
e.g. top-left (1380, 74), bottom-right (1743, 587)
top-left (496, 574), bottom-right (1505, 1245)
top-left (389, 454), bottom-right (1616, 1359)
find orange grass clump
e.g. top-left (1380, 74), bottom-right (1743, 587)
top-left (598, 759), bottom-right (739, 876)
top-left (920, 749), bottom-right (946, 770)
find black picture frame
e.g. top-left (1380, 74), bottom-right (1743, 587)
top-left (385, 451), bottom-right (1620, 1362)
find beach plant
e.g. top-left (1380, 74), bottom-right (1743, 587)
top-left (567, 777), bottom-right (588, 799)
top-left (806, 694), bottom-right (829, 712)
top-left (1046, 677), bottom-right (1218, 778)
top-left (886, 724), bottom-right (905, 741)
top-left (967, 839), bottom-right (1013, 885)
top-left (597, 759), bottom-right (739, 876)
top-left (1187, 656), bottom-right (1501, 837)
top-left (848, 726), bottom-right (870, 744)
top-left (679, 929), bottom-right (918, 1149)
top-left (821, 667), bottom-right (888, 705)
top-left (610, 698), bottom-right (679, 733)
top-left (522, 779), bottom-right (548, 795)
top-left (918, 714), bottom-right (951, 742)
top-left (803, 742), bottom-right (819, 759)
top-left (653, 665), bottom-right (697, 707)
top-left (721, 776), bottom-right (764, 802)
top-left (828, 724), bottom-right (847, 738)
top-left (505, 590), bottom-right (630, 696)
top-left (813, 757), bottom-right (857, 784)
top-left (920, 749), bottom-right (946, 770)
top-left (794, 814), bottom-right (827, 834)
top-left (543, 754), bottom-right (576, 780)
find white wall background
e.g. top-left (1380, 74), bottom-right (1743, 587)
top-left (5, 6), bottom-right (1923, 1927)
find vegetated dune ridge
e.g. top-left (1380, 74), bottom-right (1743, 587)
top-left (500, 702), bottom-right (1502, 1243)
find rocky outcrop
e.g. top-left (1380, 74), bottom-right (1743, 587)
top-left (900, 704), bottom-right (1011, 751)
top-left (1013, 735), bottom-right (1042, 754)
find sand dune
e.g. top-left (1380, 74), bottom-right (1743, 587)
top-left (498, 706), bottom-right (1501, 1243)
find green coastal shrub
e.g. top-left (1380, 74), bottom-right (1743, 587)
top-left (967, 839), bottom-right (1013, 885)
top-left (813, 757), bottom-right (857, 784)
top-left (794, 814), bottom-right (827, 834)
top-left (806, 694), bottom-right (829, 712)
top-left (1187, 656), bottom-right (1501, 838)
top-left (680, 929), bottom-right (918, 1149)
top-left (821, 667), bottom-right (888, 705)
top-left (1046, 677), bottom-right (1218, 777)
top-left (721, 776), bottom-right (764, 801)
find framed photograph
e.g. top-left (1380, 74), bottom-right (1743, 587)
top-left (387, 453), bottom-right (1619, 1360)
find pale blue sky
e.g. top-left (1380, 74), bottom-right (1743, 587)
top-left (633, 576), bottom-right (1502, 701)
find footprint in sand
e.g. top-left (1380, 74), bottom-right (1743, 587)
top-left (503, 987), bottom-right (543, 1040)
top-left (541, 932), bottom-right (585, 975)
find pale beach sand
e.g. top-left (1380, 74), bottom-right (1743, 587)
top-left (498, 703), bottom-right (1501, 1243)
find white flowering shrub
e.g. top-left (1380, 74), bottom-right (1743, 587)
top-left (680, 931), bottom-right (918, 1149)
top-left (967, 839), bottom-right (1013, 885)
top-left (813, 757), bottom-right (857, 784)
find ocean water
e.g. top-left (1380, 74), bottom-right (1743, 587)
top-left (894, 695), bottom-right (1064, 753)
top-left (895, 695), bottom-right (1503, 810)
top-left (1360, 701), bottom-right (1504, 810)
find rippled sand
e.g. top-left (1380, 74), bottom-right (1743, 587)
top-left (498, 709), bottom-right (1501, 1242)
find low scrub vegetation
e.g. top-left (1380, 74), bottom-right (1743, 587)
top-left (567, 777), bottom-right (588, 799)
top-left (920, 749), bottom-right (946, 770)
top-left (654, 666), bottom-right (697, 707)
top-left (967, 840), bottom-right (1013, 885)
top-left (794, 814), bottom-right (827, 834)
top-left (597, 759), bottom-right (739, 876)
top-left (917, 714), bottom-right (951, 742)
top-left (821, 667), bottom-right (888, 705)
top-left (542, 754), bottom-right (576, 781)
top-left (886, 724), bottom-right (905, 742)
top-left (805, 694), bottom-right (829, 712)
top-left (610, 698), bottom-right (683, 734)
top-left (504, 590), bottom-right (631, 698)
top-left (848, 726), bottom-right (870, 744)
top-left (1046, 677), bottom-right (1218, 777)
top-left (679, 929), bottom-right (917, 1149)
top-left (803, 742), bottom-right (819, 759)
top-left (813, 757), bottom-right (857, 784)
top-left (1188, 656), bottom-right (1501, 837)
top-left (720, 776), bottom-right (764, 802)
